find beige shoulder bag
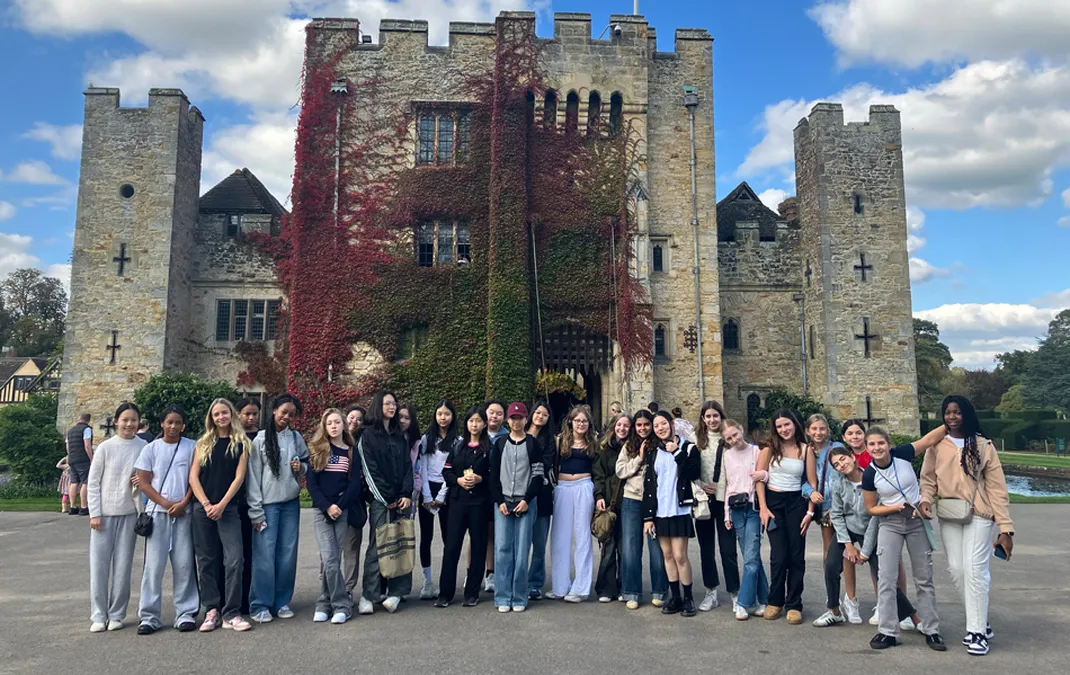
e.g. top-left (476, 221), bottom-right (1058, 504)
top-left (935, 439), bottom-right (987, 525)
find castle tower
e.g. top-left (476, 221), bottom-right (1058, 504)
top-left (793, 103), bottom-right (919, 434)
top-left (57, 88), bottom-right (204, 434)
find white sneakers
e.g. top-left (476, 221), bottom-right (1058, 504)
top-left (106, 619), bottom-right (123, 631)
top-left (483, 573), bottom-right (496, 593)
top-left (330, 612), bottom-right (348, 624)
top-left (901, 617), bottom-right (915, 631)
top-left (698, 588), bottom-right (719, 612)
top-left (598, 596), bottom-right (612, 603)
top-left (498, 605), bottom-right (511, 613)
top-left (751, 604), bottom-right (766, 617)
top-left (252, 610), bottom-right (272, 624)
top-left (868, 606), bottom-right (880, 625)
top-left (733, 602), bottom-right (749, 621)
top-left (313, 611), bottom-right (329, 623)
top-left (512, 605), bottom-right (526, 613)
top-left (563, 593), bottom-right (583, 603)
top-left (276, 606), bottom-right (294, 619)
top-left (813, 610), bottom-right (846, 627)
top-left (420, 579), bottom-right (438, 600)
top-left (842, 595), bottom-right (862, 624)
top-left (382, 596), bottom-right (401, 613)
top-left (358, 597), bottom-right (374, 615)
top-left (89, 622), bottom-right (106, 633)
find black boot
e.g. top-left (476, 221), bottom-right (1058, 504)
top-left (662, 598), bottom-right (683, 615)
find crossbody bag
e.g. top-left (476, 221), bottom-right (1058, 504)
top-left (935, 439), bottom-right (987, 525)
top-left (135, 442), bottom-right (179, 538)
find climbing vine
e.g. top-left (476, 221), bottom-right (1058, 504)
top-left (245, 17), bottom-right (650, 428)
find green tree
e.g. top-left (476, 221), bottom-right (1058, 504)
top-left (940, 367), bottom-right (1008, 410)
top-left (0, 268), bottom-right (67, 356)
top-left (914, 318), bottom-right (953, 414)
top-left (753, 389), bottom-right (839, 438)
top-left (1024, 309), bottom-right (1070, 410)
top-left (994, 349), bottom-right (1034, 388)
top-left (995, 383), bottom-right (1024, 415)
top-left (0, 393), bottom-right (65, 484)
top-left (133, 372), bottom-right (240, 437)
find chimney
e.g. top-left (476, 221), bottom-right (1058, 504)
top-left (778, 196), bottom-right (799, 223)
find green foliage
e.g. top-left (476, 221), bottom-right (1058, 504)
top-left (940, 367), bottom-right (1008, 410)
top-left (0, 268), bottom-right (67, 357)
top-left (995, 350), bottom-right (1033, 388)
top-left (1024, 309), bottom-right (1070, 411)
top-left (753, 390), bottom-right (839, 437)
top-left (0, 479), bottom-right (58, 499)
top-left (0, 394), bottom-right (65, 484)
top-left (995, 385), bottom-right (1024, 415)
top-left (1019, 409), bottom-right (1058, 422)
top-left (914, 318), bottom-right (953, 414)
top-left (133, 372), bottom-right (239, 437)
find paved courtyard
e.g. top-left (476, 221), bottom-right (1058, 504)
top-left (0, 505), bottom-right (1067, 675)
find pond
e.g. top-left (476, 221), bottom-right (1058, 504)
top-left (1005, 472), bottom-right (1070, 497)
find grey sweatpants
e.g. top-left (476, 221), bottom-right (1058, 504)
top-left (877, 512), bottom-right (939, 637)
top-left (313, 509), bottom-right (353, 616)
top-left (138, 512), bottom-right (199, 628)
top-left (361, 502), bottom-right (413, 602)
top-left (89, 514), bottom-right (136, 624)
top-left (343, 524), bottom-right (363, 594)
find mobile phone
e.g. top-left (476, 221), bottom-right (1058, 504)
top-left (993, 543), bottom-right (1009, 560)
top-left (766, 517), bottom-right (777, 532)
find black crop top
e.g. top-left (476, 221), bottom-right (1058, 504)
top-left (559, 449), bottom-right (593, 475)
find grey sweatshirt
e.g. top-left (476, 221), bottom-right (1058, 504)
top-left (247, 427), bottom-right (309, 525)
top-left (830, 473), bottom-right (878, 558)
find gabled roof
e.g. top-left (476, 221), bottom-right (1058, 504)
top-left (0, 357), bottom-right (41, 386)
top-left (199, 168), bottom-right (287, 217)
top-left (716, 181), bottom-right (783, 242)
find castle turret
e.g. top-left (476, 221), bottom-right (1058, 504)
top-left (57, 88), bottom-right (203, 434)
top-left (794, 103), bottom-right (919, 434)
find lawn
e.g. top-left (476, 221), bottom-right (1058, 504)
top-left (999, 452), bottom-right (1070, 470)
top-left (0, 498), bottom-right (63, 512)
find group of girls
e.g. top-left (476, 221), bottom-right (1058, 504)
top-left (84, 390), bottom-right (1015, 657)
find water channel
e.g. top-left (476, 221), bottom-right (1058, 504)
top-left (1005, 472), bottom-right (1070, 497)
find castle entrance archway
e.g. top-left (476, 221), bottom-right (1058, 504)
top-left (534, 324), bottom-right (611, 430)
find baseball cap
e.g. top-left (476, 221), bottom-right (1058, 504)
top-left (507, 402), bottom-right (528, 418)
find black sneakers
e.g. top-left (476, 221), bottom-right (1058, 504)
top-left (461, 597), bottom-right (478, 607)
top-left (68, 508), bottom-right (80, 516)
top-left (962, 623), bottom-right (995, 645)
top-left (433, 598), bottom-right (450, 608)
top-left (662, 598), bottom-right (683, 615)
top-left (965, 633), bottom-right (990, 656)
top-left (136, 624), bottom-right (157, 636)
top-left (925, 633), bottom-right (948, 652)
top-left (681, 598), bottom-right (696, 617)
top-left (870, 633), bottom-right (900, 650)
top-left (177, 620), bottom-right (196, 632)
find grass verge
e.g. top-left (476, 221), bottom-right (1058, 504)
top-left (0, 498), bottom-right (63, 512)
top-left (1000, 452), bottom-right (1070, 469)
top-left (1009, 494), bottom-right (1070, 504)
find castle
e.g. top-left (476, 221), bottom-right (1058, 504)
top-left (57, 11), bottom-right (919, 435)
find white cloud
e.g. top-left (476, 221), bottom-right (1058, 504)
top-left (20, 185), bottom-right (78, 209)
top-left (757, 188), bottom-right (788, 211)
top-left (45, 263), bottom-right (72, 295)
top-left (1063, 188), bottom-right (1070, 208)
top-left (906, 206), bottom-right (926, 254)
top-left (1059, 216), bottom-right (1070, 228)
top-left (739, 61), bottom-right (1070, 211)
top-left (909, 257), bottom-right (948, 284)
top-left (0, 233), bottom-right (40, 279)
top-left (22, 123), bottom-right (83, 161)
top-left (810, 0), bottom-right (1070, 68)
top-left (0, 201), bottom-right (15, 222)
top-left (0, 160), bottom-right (68, 185)
top-left (201, 111), bottom-right (299, 204)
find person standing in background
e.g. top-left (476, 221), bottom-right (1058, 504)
top-left (66, 413), bottom-right (93, 516)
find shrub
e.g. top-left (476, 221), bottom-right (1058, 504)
top-left (0, 393), bottom-right (65, 484)
top-left (976, 409), bottom-right (998, 419)
top-left (0, 478), bottom-right (57, 499)
top-left (752, 390), bottom-right (839, 438)
top-left (1019, 409), bottom-right (1057, 422)
top-left (133, 372), bottom-right (240, 437)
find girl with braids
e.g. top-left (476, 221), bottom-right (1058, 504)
top-left (190, 399), bottom-right (251, 632)
top-left (417, 400), bottom-right (458, 600)
top-left (548, 405), bottom-right (599, 602)
top-left (754, 408), bottom-right (817, 625)
top-left (306, 408), bottom-right (360, 624)
top-left (526, 401), bottom-right (556, 600)
top-left (592, 411), bottom-right (631, 602)
top-left (920, 395), bottom-right (1013, 656)
top-left (247, 394), bottom-right (309, 624)
top-left (693, 400), bottom-right (739, 612)
top-left (616, 409), bottom-right (668, 609)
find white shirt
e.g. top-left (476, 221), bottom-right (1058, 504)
top-left (420, 436), bottom-right (451, 503)
top-left (768, 457), bottom-right (805, 492)
top-left (87, 435), bottom-right (146, 517)
top-left (654, 448), bottom-right (690, 518)
top-left (134, 437), bottom-right (195, 514)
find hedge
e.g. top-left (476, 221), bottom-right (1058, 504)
top-left (1018, 409), bottom-right (1058, 422)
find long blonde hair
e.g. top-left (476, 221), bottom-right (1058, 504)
top-left (309, 408), bottom-right (355, 472)
top-left (195, 398), bottom-right (250, 466)
top-left (557, 405), bottom-right (598, 458)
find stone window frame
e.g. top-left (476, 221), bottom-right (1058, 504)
top-left (808, 325), bottom-right (815, 360)
top-left (653, 318), bottom-right (672, 362)
top-left (226, 214), bottom-right (243, 237)
top-left (216, 298), bottom-right (282, 343)
top-left (414, 106), bottom-right (472, 167)
top-left (649, 234), bottom-right (672, 274)
top-left (722, 317), bottom-right (741, 352)
top-left (415, 218), bottom-right (470, 267)
top-left (396, 324), bottom-right (429, 363)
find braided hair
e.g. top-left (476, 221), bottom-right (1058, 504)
top-left (265, 394), bottom-right (302, 478)
top-left (941, 395), bottom-right (985, 477)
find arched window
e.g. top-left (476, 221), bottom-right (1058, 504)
top-left (654, 323), bottom-right (667, 358)
top-left (587, 91), bottom-right (601, 136)
top-left (544, 90), bottom-right (558, 129)
top-left (652, 243), bottom-right (664, 272)
top-left (565, 91), bottom-right (579, 134)
top-left (746, 393), bottom-right (761, 432)
top-left (723, 319), bottom-right (740, 351)
top-left (608, 92), bottom-right (623, 137)
top-left (525, 90), bottom-right (535, 128)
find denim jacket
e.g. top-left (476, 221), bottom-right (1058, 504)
top-left (802, 441), bottom-right (844, 501)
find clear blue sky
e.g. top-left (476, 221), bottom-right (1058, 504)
top-left (2, 0), bottom-right (1068, 368)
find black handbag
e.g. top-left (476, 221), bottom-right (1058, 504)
top-left (728, 493), bottom-right (751, 510)
top-left (135, 442), bottom-right (179, 538)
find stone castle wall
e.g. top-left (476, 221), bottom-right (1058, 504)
top-left (57, 89), bottom-right (203, 434)
top-left (794, 103), bottom-right (919, 433)
top-left (718, 222), bottom-right (804, 423)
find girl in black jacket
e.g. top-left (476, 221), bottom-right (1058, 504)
top-left (642, 411), bottom-right (702, 617)
top-left (356, 391), bottom-right (413, 615)
top-left (435, 406), bottom-right (492, 607)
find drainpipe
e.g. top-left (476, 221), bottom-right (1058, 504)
top-left (683, 86), bottom-right (706, 402)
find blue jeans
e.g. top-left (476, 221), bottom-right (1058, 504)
top-left (494, 499), bottom-right (536, 608)
top-left (529, 515), bottom-right (550, 592)
top-left (620, 498), bottom-right (668, 603)
top-left (250, 498), bottom-right (300, 616)
top-left (730, 506), bottom-right (769, 609)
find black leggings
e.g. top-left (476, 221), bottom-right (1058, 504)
top-left (438, 501), bottom-right (490, 601)
top-left (419, 481), bottom-right (449, 569)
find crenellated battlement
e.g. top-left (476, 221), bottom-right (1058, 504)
top-left (83, 87), bottom-right (204, 126)
top-left (306, 12), bottom-right (709, 59)
top-left (795, 103), bottom-right (901, 134)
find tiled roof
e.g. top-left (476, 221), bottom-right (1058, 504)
top-left (199, 168), bottom-right (287, 216)
top-left (716, 181), bottom-right (783, 242)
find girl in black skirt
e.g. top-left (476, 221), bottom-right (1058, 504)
top-left (642, 411), bottom-right (702, 617)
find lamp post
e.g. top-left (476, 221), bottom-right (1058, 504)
top-left (683, 86), bottom-right (706, 402)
